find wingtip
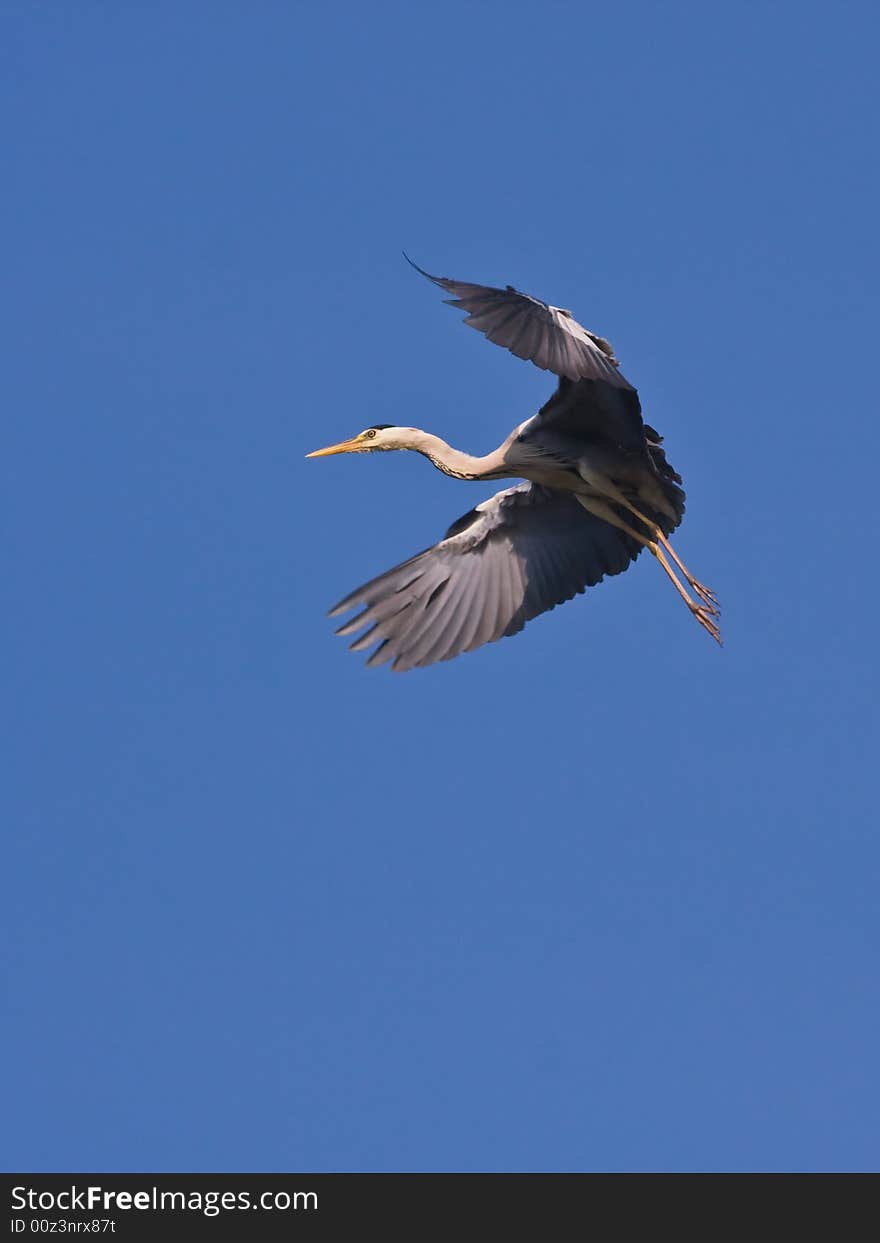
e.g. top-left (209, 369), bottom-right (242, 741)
top-left (402, 250), bottom-right (441, 286)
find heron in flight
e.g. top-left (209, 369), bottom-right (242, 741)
top-left (307, 259), bottom-right (720, 671)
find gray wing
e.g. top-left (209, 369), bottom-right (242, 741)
top-left (534, 374), bottom-right (648, 455)
top-left (406, 255), bottom-right (633, 390)
top-left (329, 483), bottom-right (643, 672)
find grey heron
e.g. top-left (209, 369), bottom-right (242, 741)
top-left (307, 259), bottom-right (720, 671)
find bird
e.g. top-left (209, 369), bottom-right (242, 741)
top-left (306, 257), bottom-right (720, 671)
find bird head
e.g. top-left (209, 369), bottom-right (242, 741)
top-left (306, 425), bottom-right (410, 457)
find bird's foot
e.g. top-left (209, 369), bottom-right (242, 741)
top-left (689, 580), bottom-right (721, 615)
top-left (690, 602), bottom-right (723, 645)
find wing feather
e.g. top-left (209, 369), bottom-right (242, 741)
top-left (417, 557), bottom-right (483, 666)
top-left (406, 255), bottom-right (632, 389)
top-left (329, 482), bottom-right (645, 670)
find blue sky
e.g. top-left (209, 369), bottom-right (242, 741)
top-left (3, 1), bottom-right (878, 1172)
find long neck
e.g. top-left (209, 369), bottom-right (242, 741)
top-left (405, 430), bottom-right (510, 481)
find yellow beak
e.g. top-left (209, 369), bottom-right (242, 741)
top-left (305, 436), bottom-right (363, 459)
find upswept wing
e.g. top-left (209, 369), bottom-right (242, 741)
top-left (532, 374), bottom-right (648, 455)
top-left (330, 482), bottom-right (642, 672)
top-left (406, 256), bottom-right (633, 390)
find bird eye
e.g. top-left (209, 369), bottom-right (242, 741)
top-left (364, 429), bottom-right (377, 439)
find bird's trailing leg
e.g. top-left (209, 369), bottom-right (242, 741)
top-left (575, 497), bottom-right (722, 645)
top-left (657, 536), bottom-right (719, 613)
top-left (650, 545), bottom-right (722, 645)
top-left (640, 523), bottom-right (719, 613)
top-left (607, 496), bottom-right (720, 616)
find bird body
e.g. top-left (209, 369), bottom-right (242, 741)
top-left (307, 260), bottom-right (720, 670)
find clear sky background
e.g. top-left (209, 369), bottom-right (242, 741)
top-left (3, 1), bottom-right (878, 1172)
